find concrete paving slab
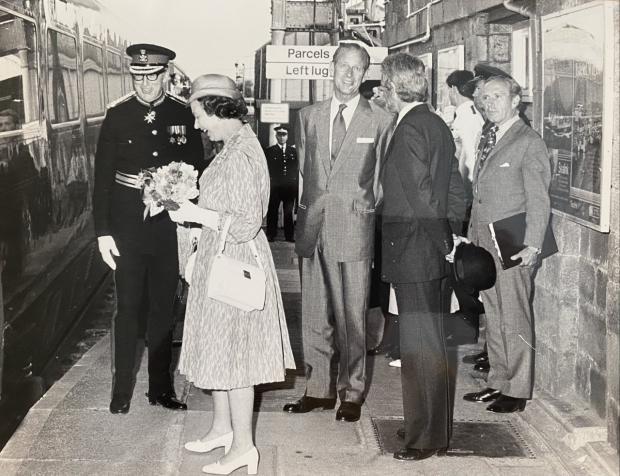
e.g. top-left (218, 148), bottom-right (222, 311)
top-left (0, 459), bottom-right (179, 476)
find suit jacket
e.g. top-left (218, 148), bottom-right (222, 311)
top-left (294, 96), bottom-right (393, 261)
top-left (468, 118), bottom-right (551, 250)
top-left (380, 104), bottom-right (465, 283)
top-left (265, 143), bottom-right (298, 187)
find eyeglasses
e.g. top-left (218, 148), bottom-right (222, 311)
top-left (132, 72), bottom-right (162, 82)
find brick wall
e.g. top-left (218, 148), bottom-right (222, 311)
top-left (385, 0), bottom-right (620, 449)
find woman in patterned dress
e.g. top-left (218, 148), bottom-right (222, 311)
top-left (168, 74), bottom-right (295, 475)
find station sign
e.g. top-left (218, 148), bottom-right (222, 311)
top-left (265, 45), bottom-right (387, 80)
top-left (260, 103), bottom-right (290, 124)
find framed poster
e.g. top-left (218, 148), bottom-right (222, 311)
top-left (436, 45), bottom-right (464, 121)
top-left (542, 1), bottom-right (614, 232)
top-left (415, 52), bottom-right (433, 105)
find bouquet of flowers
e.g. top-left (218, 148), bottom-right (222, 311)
top-left (136, 161), bottom-right (199, 219)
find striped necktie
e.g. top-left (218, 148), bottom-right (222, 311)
top-left (476, 125), bottom-right (499, 177)
top-left (331, 103), bottom-right (347, 162)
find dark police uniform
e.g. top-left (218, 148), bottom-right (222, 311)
top-left (265, 130), bottom-right (298, 241)
top-left (93, 45), bottom-right (204, 408)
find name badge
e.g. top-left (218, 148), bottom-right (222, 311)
top-left (356, 137), bottom-right (374, 144)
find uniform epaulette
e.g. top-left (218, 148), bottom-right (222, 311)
top-left (107, 92), bottom-right (135, 109)
top-left (166, 92), bottom-right (188, 105)
top-left (471, 105), bottom-right (477, 115)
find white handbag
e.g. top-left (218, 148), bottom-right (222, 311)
top-left (206, 216), bottom-right (266, 312)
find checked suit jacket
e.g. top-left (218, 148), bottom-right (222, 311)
top-left (294, 96), bottom-right (393, 261)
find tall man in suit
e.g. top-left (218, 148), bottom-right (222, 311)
top-left (463, 76), bottom-right (550, 413)
top-left (380, 53), bottom-right (465, 461)
top-left (94, 43), bottom-right (204, 414)
top-left (265, 125), bottom-right (298, 242)
top-left (283, 42), bottom-right (393, 422)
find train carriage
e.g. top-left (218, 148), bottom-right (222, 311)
top-left (0, 0), bottom-right (163, 441)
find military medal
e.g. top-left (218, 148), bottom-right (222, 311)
top-left (167, 125), bottom-right (187, 145)
top-left (144, 110), bottom-right (156, 124)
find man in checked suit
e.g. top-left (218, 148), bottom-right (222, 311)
top-left (283, 42), bottom-right (393, 422)
top-left (463, 76), bottom-right (550, 413)
top-left (380, 53), bottom-right (465, 461)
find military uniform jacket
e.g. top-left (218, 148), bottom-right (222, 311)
top-left (93, 93), bottom-right (204, 250)
top-left (265, 143), bottom-right (298, 187)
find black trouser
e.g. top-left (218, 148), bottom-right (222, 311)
top-left (112, 239), bottom-right (178, 398)
top-left (266, 183), bottom-right (297, 240)
top-left (394, 278), bottom-right (452, 449)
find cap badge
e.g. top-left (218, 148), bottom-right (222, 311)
top-left (144, 110), bottom-right (156, 124)
top-left (139, 49), bottom-right (148, 63)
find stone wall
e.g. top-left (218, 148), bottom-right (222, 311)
top-left (385, 0), bottom-right (620, 449)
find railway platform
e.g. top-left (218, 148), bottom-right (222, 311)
top-left (0, 242), bottom-right (617, 476)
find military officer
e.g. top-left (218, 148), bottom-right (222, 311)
top-left (265, 125), bottom-right (298, 242)
top-left (93, 43), bottom-right (204, 414)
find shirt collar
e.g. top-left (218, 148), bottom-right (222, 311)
top-left (495, 114), bottom-right (520, 142)
top-left (396, 101), bottom-right (424, 126)
top-left (331, 94), bottom-right (361, 116)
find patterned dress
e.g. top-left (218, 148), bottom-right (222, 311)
top-left (178, 124), bottom-right (295, 389)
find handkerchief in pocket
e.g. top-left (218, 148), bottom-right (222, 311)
top-left (499, 162), bottom-right (511, 168)
top-left (356, 137), bottom-right (374, 144)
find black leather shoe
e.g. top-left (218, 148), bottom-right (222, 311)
top-left (109, 395), bottom-right (131, 414)
top-left (486, 395), bottom-right (526, 413)
top-left (396, 427), bottom-right (405, 439)
top-left (393, 447), bottom-right (447, 461)
top-left (463, 387), bottom-right (501, 403)
top-left (147, 392), bottom-right (187, 410)
top-left (462, 350), bottom-right (488, 365)
top-left (474, 360), bottom-right (490, 372)
top-left (336, 401), bottom-right (361, 422)
top-left (283, 396), bottom-right (336, 413)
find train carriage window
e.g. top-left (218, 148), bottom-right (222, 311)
top-left (106, 51), bottom-right (122, 102)
top-left (122, 56), bottom-right (132, 94)
top-left (82, 42), bottom-right (105, 116)
top-left (47, 30), bottom-right (79, 123)
top-left (0, 13), bottom-right (39, 130)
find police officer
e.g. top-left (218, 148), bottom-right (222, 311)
top-left (265, 125), bottom-right (298, 242)
top-left (93, 43), bottom-right (204, 414)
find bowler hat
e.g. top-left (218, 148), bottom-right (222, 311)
top-left (188, 74), bottom-right (242, 103)
top-left (452, 243), bottom-right (496, 293)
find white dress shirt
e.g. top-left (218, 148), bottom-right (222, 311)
top-left (452, 100), bottom-right (485, 182)
top-left (396, 101), bottom-right (424, 127)
top-left (495, 114), bottom-right (521, 143)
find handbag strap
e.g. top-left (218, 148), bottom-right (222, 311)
top-left (216, 215), bottom-right (264, 270)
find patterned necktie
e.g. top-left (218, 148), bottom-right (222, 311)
top-left (476, 125), bottom-right (499, 176)
top-left (331, 103), bottom-right (347, 162)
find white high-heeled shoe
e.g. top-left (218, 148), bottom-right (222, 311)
top-left (184, 431), bottom-right (233, 453)
top-left (201, 446), bottom-right (259, 475)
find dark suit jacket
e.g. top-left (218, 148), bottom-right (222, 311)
top-left (380, 104), bottom-right (465, 283)
top-left (265, 143), bottom-right (298, 187)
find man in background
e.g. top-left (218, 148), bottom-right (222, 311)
top-left (265, 125), bottom-right (298, 242)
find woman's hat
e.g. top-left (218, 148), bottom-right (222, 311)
top-left (452, 243), bottom-right (497, 293)
top-left (188, 74), bottom-right (242, 103)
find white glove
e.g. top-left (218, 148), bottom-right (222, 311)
top-left (445, 235), bottom-right (471, 263)
top-left (97, 235), bottom-right (120, 270)
top-left (169, 201), bottom-right (219, 231)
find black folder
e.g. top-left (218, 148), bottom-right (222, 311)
top-left (488, 213), bottom-right (557, 270)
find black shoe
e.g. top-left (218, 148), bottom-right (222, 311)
top-left (486, 395), bottom-right (527, 413)
top-left (473, 360), bottom-right (490, 372)
top-left (462, 350), bottom-right (488, 365)
top-left (463, 387), bottom-right (501, 403)
top-left (393, 447), bottom-right (447, 461)
top-left (396, 427), bottom-right (405, 439)
top-left (147, 392), bottom-right (187, 410)
top-left (336, 401), bottom-right (361, 422)
top-left (109, 394), bottom-right (131, 414)
top-left (283, 396), bottom-right (336, 413)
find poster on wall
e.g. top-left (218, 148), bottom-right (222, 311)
top-left (542, 1), bottom-right (613, 232)
top-left (414, 52), bottom-right (433, 106)
top-left (436, 45), bottom-right (464, 123)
